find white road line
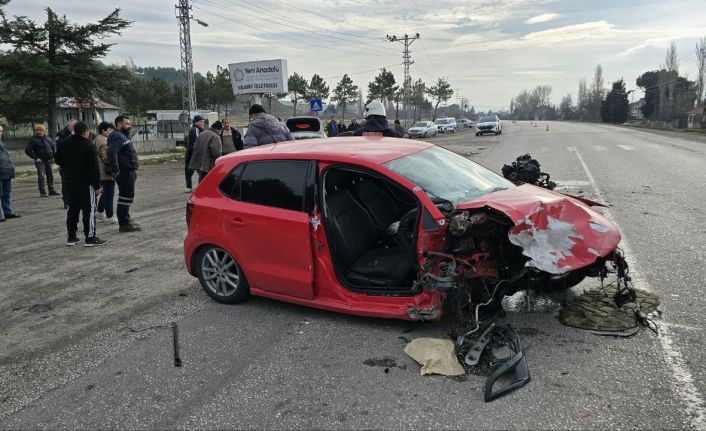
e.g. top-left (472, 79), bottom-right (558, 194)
top-left (554, 180), bottom-right (591, 187)
top-left (617, 144), bottom-right (635, 151)
top-left (571, 145), bottom-right (706, 429)
top-left (593, 145), bottom-right (607, 151)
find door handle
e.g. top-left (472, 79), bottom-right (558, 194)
top-left (227, 217), bottom-right (245, 227)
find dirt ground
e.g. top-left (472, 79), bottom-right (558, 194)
top-left (0, 160), bottom-right (197, 363)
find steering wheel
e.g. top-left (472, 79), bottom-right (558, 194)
top-left (395, 207), bottom-right (419, 249)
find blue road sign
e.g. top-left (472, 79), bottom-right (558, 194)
top-left (310, 99), bottom-right (323, 112)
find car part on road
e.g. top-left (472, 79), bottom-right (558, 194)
top-left (501, 154), bottom-right (556, 190)
top-left (172, 322), bottom-right (182, 367)
top-left (404, 338), bottom-right (465, 376)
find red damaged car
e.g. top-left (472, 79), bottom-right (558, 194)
top-left (184, 138), bottom-right (622, 321)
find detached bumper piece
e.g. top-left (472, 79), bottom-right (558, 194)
top-left (463, 319), bottom-right (530, 402)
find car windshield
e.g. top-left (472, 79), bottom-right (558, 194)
top-left (479, 116), bottom-right (497, 123)
top-left (412, 122), bottom-right (427, 127)
top-left (435, 119), bottom-right (449, 124)
top-left (385, 146), bottom-right (514, 206)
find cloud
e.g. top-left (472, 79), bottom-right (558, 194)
top-left (525, 13), bottom-right (560, 24)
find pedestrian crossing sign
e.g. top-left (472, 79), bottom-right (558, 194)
top-left (310, 99), bottom-right (323, 112)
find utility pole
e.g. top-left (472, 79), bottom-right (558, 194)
top-left (387, 33), bottom-right (419, 127)
top-left (175, 0), bottom-right (207, 123)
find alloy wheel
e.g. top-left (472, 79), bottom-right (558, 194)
top-left (200, 247), bottom-right (241, 297)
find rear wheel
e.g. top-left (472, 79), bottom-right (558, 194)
top-left (196, 245), bottom-right (249, 303)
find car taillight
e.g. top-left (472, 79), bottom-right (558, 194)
top-left (186, 200), bottom-right (194, 227)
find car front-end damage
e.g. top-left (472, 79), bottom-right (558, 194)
top-left (410, 184), bottom-right (630, 400)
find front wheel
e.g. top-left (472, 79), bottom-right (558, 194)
top-left (196, 245), bottom-right (250, 303)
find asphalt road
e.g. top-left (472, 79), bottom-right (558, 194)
top-left (1, 122), bottom-right (704, 429)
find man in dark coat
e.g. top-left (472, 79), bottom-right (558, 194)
top-left (56, 119), bottom-right (77, 207)
top-left (337, 120), bottom-right (348, 134)
top-left (0, 125), bottom-right (19, 221)
top-left (107, 115), bottom-right (140, 233)
top-left (348, 118), bottom-right (361, 132)
top-left (25, 124), bottom-right (59, 197)
top-left (54, 121), bottom-right (106, 247)
top-left (353, 101), bottom-right (402, 137)
top-left (221, 117), bottom-right (244, 155)
top-left (185, 115), bottom-right (205, 192)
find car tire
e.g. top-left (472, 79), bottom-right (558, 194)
top-left (423, 131), bottom-right (427, 138)
top-left (475, 132), bottom-right (480, 136)
top-left (499, 129), bottom-right (502, 135)
top-left (196, 245), bottom-right (250, 304)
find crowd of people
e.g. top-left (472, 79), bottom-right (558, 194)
top-left (0, 100), bottom-right (406, 235)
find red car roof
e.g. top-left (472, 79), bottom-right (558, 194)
top-left (228, 137), bottom-right (434, 164)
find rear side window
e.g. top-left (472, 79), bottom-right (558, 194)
top-left (239, 160), bottom-right (309, 211)
top-left (219, 163), bottom-right (245, 199)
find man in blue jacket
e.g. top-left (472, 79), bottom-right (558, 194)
top-left (107, 115), bottom-right (141, 232)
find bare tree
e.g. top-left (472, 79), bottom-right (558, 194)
top-left (696, 36), bottom-right (706, 107)
top-left (664, 41), bottom-right (679, 73)
top-left (588, 65), bottom-right (605, 121)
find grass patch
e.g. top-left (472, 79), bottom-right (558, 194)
top-left (140, 154), bottom-right (185, 166)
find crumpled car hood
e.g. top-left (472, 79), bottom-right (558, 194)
top-left (455, 184), bottom-right (620, 274)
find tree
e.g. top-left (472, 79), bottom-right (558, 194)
top-left (409, 79), bottom-right (429, 121)
top-left (636, 70), bottom-right (660, 119)
top-left (637, 69), bottom-right (695, 123)
top-left (367, 68), bottom-right (397, 104)
top-left (583, 64), bottom-right (605, 122)
top-left (307, 74), bottom-right (329, 101)
top-left (427, 78), bottom-right (454, 120)
top-left (577, 78), bottom-right (588, 121)
top-left (663, 41), bottom-right (679, 73)
top-left (696, 36), bottom-right (706, 108)
top-left (0, 1), bottom-right (132, 134)
top-left (287, 72), bottom-right (308, 116)
top-left (559, 93), bottom-right (574, 120)
top-left (601, 78), bottom-right (629, 123)
top-left (207, 66), bottom-right (235, 114)
top-left (330, 74), bottom-right (359, 121)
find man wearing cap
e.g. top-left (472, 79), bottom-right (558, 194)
top-left (25, 124), bottom-right (60, 197)
top-left (185, 115), bottom-right (205, 193)
top-left (188, 120), bottom-right (223, 183)
top-left (353, 101), bottom-right (401, 137)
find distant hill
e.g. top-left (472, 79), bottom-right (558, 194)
top-left (133, 66), bottom-right (203, 85)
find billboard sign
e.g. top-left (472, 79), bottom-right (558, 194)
top-left (228, 59), bottom-right (288, 95)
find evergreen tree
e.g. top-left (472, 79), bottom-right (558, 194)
top-left (307, 74), bottom-right (330, 100)
top-left (331, 74), bottom-right (359, 121)
top-left (287, 73), bottom-right (308, 116)
top-left (367, 68), bottom-right (397, 104)
top-left (601, 79), bottom-right (629, 123)
top-left (0, 0), bottom-right (132, 134)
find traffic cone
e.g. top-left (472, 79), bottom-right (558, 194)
top-left (545, 124), bottom-right (549, 131)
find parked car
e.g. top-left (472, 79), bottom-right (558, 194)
top-left (408, 121), bottom-right (438, 138)
top-left (184, 138), bottom-right (623, 322)
top-left (285, 116), bottom-right (326, 140)
top-left (457, 119), bottom-right (473, 128)
top-left (435, 117), bottom-right (457, 134)
top-left (475, 115), bottom-right (502, 136)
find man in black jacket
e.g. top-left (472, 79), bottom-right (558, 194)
top-left (185, 115), bottom-right (205, 193)
top-left (54, 122), bottom-right (106, 247)
top-left (25, 124), bottom-right (60, 197)
top-left (353, 101), bottom-right (402, 137)
top-left (55, 119), bottom-right (77, 208)
top-left (107, 115), bottom-right (141, 232)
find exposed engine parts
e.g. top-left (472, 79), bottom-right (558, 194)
top-left (502, 153), bottom-right (556, 190)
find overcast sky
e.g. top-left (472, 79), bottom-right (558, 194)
top-left (4, 0), bottom-right (705, 111)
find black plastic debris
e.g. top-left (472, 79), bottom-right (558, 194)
top-left (28, 304), bottom-right (52, 313)
top-left (502, 154), bottom-right (556, 190)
